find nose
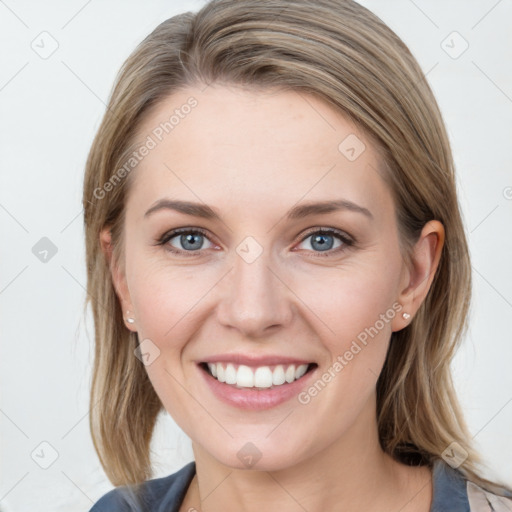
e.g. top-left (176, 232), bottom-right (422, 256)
top-left (216, 245), bottom-right (294, 338)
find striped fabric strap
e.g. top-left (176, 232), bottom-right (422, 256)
top-left (467, 481), bottom-right (512, 512)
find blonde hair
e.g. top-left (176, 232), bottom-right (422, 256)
top-left (83, 0), bottom-right (509, 493)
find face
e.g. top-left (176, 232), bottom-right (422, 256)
top-left (109, 84), bottom-right (414, 471)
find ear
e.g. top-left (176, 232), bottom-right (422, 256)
top-left (99, 227), bottom-right (137, 332)
top-left (392, 220), bottom-right (445, 332)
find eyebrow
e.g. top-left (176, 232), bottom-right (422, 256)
top-left (144, 198), bottom-right (373, 221)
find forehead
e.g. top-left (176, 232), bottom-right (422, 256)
top-left (127, 84), bottom-right (393, 222)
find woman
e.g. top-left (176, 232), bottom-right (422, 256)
top-left (83, 0), bottom-right (512, 510)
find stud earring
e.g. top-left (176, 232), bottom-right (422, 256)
top-left (402, 312), bottom-right (411, 320)
top-left (126, 311), bottom-right (135, 324)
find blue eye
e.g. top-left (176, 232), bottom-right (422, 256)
top-left (158, 228), bottom-right (214, 256)
top-left (157, 227), bottom-right (354, 257)
top-left (296, 228), bottom-right (354, 257)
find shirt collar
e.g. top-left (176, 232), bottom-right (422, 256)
top-left (430, 458), bottom-right (470, 512)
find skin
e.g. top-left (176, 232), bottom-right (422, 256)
top-left (100, 84), bottom-right (444, 511)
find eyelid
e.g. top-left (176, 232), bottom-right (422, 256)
top-left (157, 226), bottom-right (355, 257)
top-left (292, 227), bottom-right (355, 257)
top-left (157, 227), bottom-right (217, 256)
top-left (297, 226), bottom-right (354, 244)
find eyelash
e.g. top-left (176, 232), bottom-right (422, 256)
top-left (156, 226), bottom-right (355, 258)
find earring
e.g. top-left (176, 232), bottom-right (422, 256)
top-left (402, 312), bottom-right (411, 320)
top-left (126, 311), bottom-right (135, 324)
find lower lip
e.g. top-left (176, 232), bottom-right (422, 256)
top-left (198, 364), bottom-right (317, 411)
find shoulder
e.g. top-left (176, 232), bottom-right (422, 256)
top-left (88, 461), bottom-right (196, 512)
top-left (431, 458), bottom-right (512, 511)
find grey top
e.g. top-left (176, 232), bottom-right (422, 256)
top-left (89, 458), bottom-right (512, 511)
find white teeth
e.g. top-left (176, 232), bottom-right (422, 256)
top-left (236, 365), bottom-right (254, 387)
top-left (295, 364), bottom-right (308, 379)
top-left (254, 367), bottom-right (273, 388)
top-left (225, 363), bottom-right (237, 385)
top-left (206, 362), bottom-right (311, 388)
top-left (216, 364), bottom-right (225, 383)
top-left (272, 365), bottom-right (286, 385)
top-left (285, 365), bottom-right (296, 383)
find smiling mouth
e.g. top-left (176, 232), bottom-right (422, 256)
top-left (199, 362), bottom-right (318, 390)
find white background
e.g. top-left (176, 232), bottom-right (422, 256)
top-left (1, 1), bottom-right (511, 510)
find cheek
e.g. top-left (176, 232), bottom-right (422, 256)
top-left (293, 256), bottom-right (402, 409)
top-left (298, 262), bottom-right (400, 347)
top-left (126, 260), bottom-right (215, 425)
top-left (291, 267), bottom-right (400, 434)
top-left (126, 247), bottom-right (225, 371)
top-left (130, 265), bottom-right (208, 343)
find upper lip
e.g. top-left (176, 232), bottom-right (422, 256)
top-left (200, 354), bottom-right (315, 367)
